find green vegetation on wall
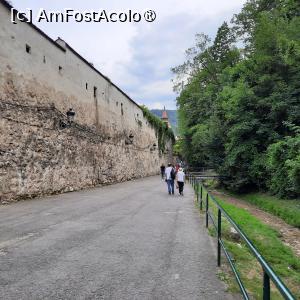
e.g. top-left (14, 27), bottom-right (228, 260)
top-left (150, 109), bottom-right (178, 136)
top-left (141, 106), bottom-right (175, 152)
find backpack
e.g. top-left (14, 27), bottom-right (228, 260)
top-left (170, 168), bottom-right (176, 180)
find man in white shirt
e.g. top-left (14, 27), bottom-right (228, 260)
top-left (165, 163), bottom-right (175, 195)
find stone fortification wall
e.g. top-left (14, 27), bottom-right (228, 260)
top-left (0, 1), bottom-right (173, 202)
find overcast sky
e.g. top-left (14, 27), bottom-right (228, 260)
top-left (11, 0), bottom-right (246, 109)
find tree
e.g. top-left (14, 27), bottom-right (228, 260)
top-left (172, 0), bottom-right (300, 197)
top-left (267, 124), bottom-right (300, 197)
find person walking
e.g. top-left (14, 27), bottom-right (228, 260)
top-left (165, 163), bottom-right (175, 195)
top-left (176, 167), bottom-right (185, 196)
top-left (160, 164), bottom-right (166, 180)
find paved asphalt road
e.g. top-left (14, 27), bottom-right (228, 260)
top-left (0, 176), bottom-right (237, 300)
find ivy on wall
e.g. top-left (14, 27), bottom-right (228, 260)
top-left (141, 105), bottom-right (175, 152)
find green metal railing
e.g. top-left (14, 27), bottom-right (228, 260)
top-left (188, 174), bottom-right (295, 300)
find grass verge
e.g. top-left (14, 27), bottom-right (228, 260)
top-left (194, 186), bottom-right (300, 299)
top-left (238, 193), bottom-right (300, 228)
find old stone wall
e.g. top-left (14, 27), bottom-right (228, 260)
top-left (0, 1), bottom-right (173, 202)
top-left (0, 98), bottom-right (172, 203)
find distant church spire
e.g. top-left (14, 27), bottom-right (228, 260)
top-left (161, 106), bottom-right (170, 128)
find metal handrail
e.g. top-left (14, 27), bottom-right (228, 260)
top-left (188, 174), bottom-right (295, 300)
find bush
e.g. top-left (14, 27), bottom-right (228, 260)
top-left (267, 125), bottom-right (300, 198)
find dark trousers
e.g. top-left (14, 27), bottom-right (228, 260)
top-left (178, 181), bottom-right (184, 194)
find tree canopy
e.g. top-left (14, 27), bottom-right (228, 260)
top-left (173, 0), bottom-right (300, 198)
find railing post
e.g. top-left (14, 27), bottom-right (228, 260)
top-left (217, 209), bottom-right (221, 267)
top-left (263, 272), bottom-right (270, 300)
top-left (200, 185), bottom-right (203, 210)
top-left (205, 193), bottom-right (209, 228)
top-left (196, 180), bottom-right (199, 203)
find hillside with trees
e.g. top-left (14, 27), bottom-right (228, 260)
top-left (172, 0), bottom-right (300, 198)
